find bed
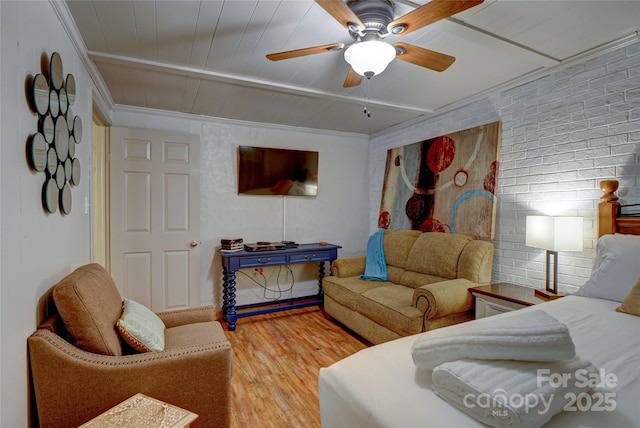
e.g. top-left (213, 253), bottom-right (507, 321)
top-left (318, 180), bottom-right (640, 428)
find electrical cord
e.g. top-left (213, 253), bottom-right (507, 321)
top-left (237, 265), bottom-right (296, 302)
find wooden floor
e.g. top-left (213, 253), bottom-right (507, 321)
top-left (223, 306), bottom-right (369, 428)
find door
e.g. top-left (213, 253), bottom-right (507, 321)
top-left (110, 127), bottom-right (200, 311)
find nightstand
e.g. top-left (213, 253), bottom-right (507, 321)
top-left (469, 283), bottom-right (553, 319)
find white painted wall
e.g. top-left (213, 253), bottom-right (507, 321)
top-left (371, 41), bottom-right (640, 294)
top-left (0, 2), bottom-right (94, 427)
top-left (111, 108), bottom-right (371, 308)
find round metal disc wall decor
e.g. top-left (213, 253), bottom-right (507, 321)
top-left (26, 52), bottom-right (81, 215)
top-left (28, 133), bottom-right (48, 172)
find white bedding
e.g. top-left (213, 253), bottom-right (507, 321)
top-left (319, 296), bottom-right (640, 427)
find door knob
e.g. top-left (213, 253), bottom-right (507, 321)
top-left (190, 241), bottom-right (199, 248)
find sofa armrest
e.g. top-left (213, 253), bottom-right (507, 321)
top-left (28, 327), bottom-right (231, 428)
top-left (156, 305), bottom-right (216, 328)
top-left (412, 278), bottom-right (480, 319)
top-left (331, 257), bottom-right (366, 278)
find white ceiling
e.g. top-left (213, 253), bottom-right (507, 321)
top-left (64, 0), bottom-right (640, 135)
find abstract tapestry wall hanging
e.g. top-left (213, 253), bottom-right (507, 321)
top-left (378, 121), bottom-right (501, 239)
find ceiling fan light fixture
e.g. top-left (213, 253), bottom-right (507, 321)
top-left (348, 23), bottom-right (362, 34)
top-left (344, 40), bottom-right (396, 77)
top-left (390, 25), bottom-right (407, 35)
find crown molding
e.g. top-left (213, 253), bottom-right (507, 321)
top-left (372, 32), bottom-right (640, 139)
top-left (49, 0), bottom-right (114, 116)
top-left (112, 104), bottom-right (370, 140)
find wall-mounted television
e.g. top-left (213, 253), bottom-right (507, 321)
top-left (237, 146), bottom-right (319, 197)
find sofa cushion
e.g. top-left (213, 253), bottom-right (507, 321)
top-left (398, 271), bottom-right (446, 289)
top-left (387, 265), bottom-right (406, 284)
top-left (358, 286), bottom-right (423, 335)
top-left (116, 299), bottom-right (166, 352)
top-left (405, 232), bottom-right (474, 279)
top-left (52, 263), bottom-right (123, 356)
top-left (458, 239), bottom-right (494, 283)
top-left (383, 229), bottom-right (422, 269)
top-left (323, 276), bottom-right (389, 311)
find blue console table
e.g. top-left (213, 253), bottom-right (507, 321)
top-left (217, 243), bottom-right (341, 331)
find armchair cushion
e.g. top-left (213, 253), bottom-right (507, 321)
top-left (116, 299), bottom-right (165, 352)
top-left (52, 263), bottom-right (123, 356)
top-left (164, 320), bottom-right (226, 348)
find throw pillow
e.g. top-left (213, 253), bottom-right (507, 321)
top-left (52, 263), bottom-right (124, 356)
top-left (616, 277), bottom-right (640, 316)
top-left (116, 299), bottom-right (166, 352)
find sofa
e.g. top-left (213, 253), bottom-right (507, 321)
top-left (323, 230), bottom-right (494, 344)
top-left (27, 263), bottom-right (233, 428)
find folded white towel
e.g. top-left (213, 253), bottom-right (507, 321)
top-left (412, 310), bottom-right (575, 370)
top-left (432, 357), bottom-right (599, 428)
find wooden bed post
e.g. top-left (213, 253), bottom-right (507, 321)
top-left (598, 180), bottom-right (619, 238)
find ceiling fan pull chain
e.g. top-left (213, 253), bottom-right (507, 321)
top-left (363, 76), bottom-right (372, 118)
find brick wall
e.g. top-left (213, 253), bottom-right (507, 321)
top-left (370, 41), bottom-right (640, 293)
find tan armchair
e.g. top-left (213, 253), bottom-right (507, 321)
top-left (28, 263), bottom-right (233, 428)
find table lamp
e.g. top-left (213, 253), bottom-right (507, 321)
top-left (525, 216), bottom-right (584, 298)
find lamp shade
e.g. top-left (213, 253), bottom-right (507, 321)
top-left (525, 216), bottom-right (584, 252)
top-left (344, 41), bottom-right (396, 77)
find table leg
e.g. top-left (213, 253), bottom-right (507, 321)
top-left (222, 266), bottom-right (229, 322)
top-left (226, 270), bottom-right (238, 331)
top-left (317, 261), bottom-right (326, 297)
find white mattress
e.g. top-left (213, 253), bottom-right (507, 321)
top-left (319, 296), bottom-right (640, 427)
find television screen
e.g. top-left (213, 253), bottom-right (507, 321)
top-left (238, 146), bottom-right (319, 197)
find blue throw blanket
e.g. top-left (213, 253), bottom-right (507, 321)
top-left (360, 229), bottom-right (388, 281)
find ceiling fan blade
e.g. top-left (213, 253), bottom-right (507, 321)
top-left (389, 0), bottom-right (484, 37)
top-left (343, 68), bottom-right (363, 88)
top-left (394, 42), bottom-right (455, 72)
top-left (315, 0), bottom-right (364, 30)
top-left (266, 43), bottom-right (344, 61)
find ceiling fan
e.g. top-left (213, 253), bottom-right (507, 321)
top-left (266, 0), bottom-right (484, 88)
